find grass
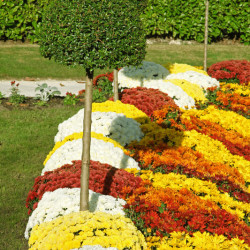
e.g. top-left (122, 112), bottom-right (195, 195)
top-left (0, 105), bottom-right (82, 250)
top-left (0, 43), bottom-right (249, 80)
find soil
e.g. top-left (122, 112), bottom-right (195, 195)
top-left (0, 96), bottom-right (85, 111)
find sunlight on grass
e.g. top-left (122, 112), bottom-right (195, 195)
top-left (0, 44), bottom-right (249, 80)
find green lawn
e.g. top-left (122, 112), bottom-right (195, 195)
top-left (0, 106), bottom-right (82, 250)
top-left (0, 43), bottom-right (249, 80)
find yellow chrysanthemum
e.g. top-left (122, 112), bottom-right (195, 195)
top-left (165, 79), bottom-right (207, 102)
top-left (220, 82), bottom-right (250, 96)
top-left (163, 63), bottom-right (208, 75)
top-left (92, 100), bottom-right (150, 124)
top-left (29, 211), bottom-right (147, 250)
top-left (181, 106), bottom-right (250, 138)
top-left (157, 231), bottom-right (249, 249)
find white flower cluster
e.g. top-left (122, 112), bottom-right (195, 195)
top-left (117, 61), bottom-right (170, 88)
top-left (42, 138), bottom-right (140, 175)
top-left (55, 111), bottom-right (144, 146)
top-left (72, 246), bottom-right (118, 250)
top-left (143, 79), bottom-right (195, 109)
top-left (25, 188), bottom-right (126, 239)
top-left (166, 71), bottom-right (220, 89)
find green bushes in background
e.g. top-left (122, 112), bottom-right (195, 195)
top-left (0, 0), bottom-right (48, 42)
top-left (0, 0), bottom-right (249, 44)
top-left (141, 0), bottom-right (249, 44)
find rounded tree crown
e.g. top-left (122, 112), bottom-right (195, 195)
top-left (39, 0), bottom-right (147, 70)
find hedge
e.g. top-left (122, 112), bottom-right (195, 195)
top-left (0, 0), bottom-right (249, 44)
top-left (0, 0), bottom-right (48, 42)
top-left (141, 0), bottom-right (249, 44)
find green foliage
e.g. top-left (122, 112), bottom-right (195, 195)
top-left (0, 0), bottom-right (249, 44)
top-left (38, 0), bottom-right (147, 71)
top-left (0, 0), bottom-right (48, 42)
top-left (35, 83), bottom-right (61, 102)
top-left (9, 82), bottom-right (26, 104)
top-left (0, 91), bottom-right (4, 104)
top-left (141, 0), bottom-right (250, 44)
top-left (63, 92), bottom-right (80, 106)
top-left (92, 78), bottom-right (114, 103)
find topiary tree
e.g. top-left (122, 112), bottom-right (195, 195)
top-left (38, 0), bottom-right (147, 211)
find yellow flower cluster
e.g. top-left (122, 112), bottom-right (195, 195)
top-left (139, 171), bottom-right (250, 220)
top-left (29, 211), bottom-right (147, 250)
top-left (163, 63), bottom-right (208, 75)
top-left (220, 82), bottom-right (250, 96)
top-left (164, 79), bottom-right (207, 102)
top-left (182, 106), bottom-right (250, 138)
top-left (152, 231), bottom-right (249, 250)
top-left (92, 100), bottom-right (150, 124)
top-left (43, 132), bottom-right (126, 166)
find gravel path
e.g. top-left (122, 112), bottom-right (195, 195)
top-left (0, 79), bottom-right (86, 97)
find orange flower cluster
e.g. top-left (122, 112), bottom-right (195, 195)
top-left (127, 144), bottom-right (250, 202)
top-left (152, 104), bottom-right (181, 126)
top-left (216, 91), bottom-right (250, 115)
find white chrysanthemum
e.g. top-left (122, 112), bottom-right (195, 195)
top-left (25, 188), bottom-right (126, 239)
top-left (118, 61), bottom-right (170, 88)
top-left (143, 79), bottom-right (195, 109)
top-left (55, 111), bottom-right (144, 146)
top-left (166, 71), bottom-right (220, 89)
top-left (42, 138), bottom-right (139, 175)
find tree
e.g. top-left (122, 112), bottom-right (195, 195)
top-left (38, 0), bottom-right (147, 211)
top-left (204, 0), bottom-right (209, 71)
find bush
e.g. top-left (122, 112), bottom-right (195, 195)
top-left (0, 0), bottom-right (48, 42)
top-left (1, 0), bottom-right (249, 44)
top-left (141, 0), bottom-right (250, 44)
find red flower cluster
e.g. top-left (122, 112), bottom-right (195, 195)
top-left (111, 87), bottom-right (177, 117)
top-left (208, 60), bottom-right (250, 85)
top-left (26, 160), bottom-right (142, 214)
top-left (93, 72), bottom-right (114, 86)
top-left (124, 184), bottom-right (250, 244)
top-left (66, 92), bottom-right (73, 96)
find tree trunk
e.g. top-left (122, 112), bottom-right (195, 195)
top-left (113, 69), bottom-right (119, 101)
top-left (204, 0), bottom-right (209, 71)
top-left (80, 68), bottom-right (94, 211)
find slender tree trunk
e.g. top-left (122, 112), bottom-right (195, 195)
top-left (113, 69), bottom-right (119, 101)
top-left (204, 0), bottom-right (209, 71)
top-left (80, 68), bottom-right (94, 211)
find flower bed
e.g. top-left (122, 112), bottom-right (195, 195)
top-left (25, 61), bottom-right (250, 249)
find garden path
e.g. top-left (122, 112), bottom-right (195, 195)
top-left (0, 79), bottom-right (86, 97)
